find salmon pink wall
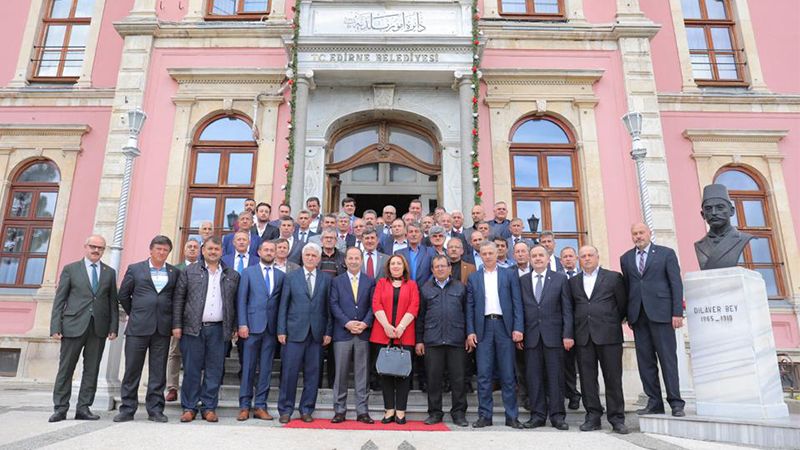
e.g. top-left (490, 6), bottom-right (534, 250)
top-left (480, 49), bottom-right (639, 269)
top-left (0, 0), bottom-right (32, 86)
top-left (119, 47), bottom-right (288, 271)
top-left (0, 108), bottom-right (111, 276)
top-left (91, 0), bottom-right (134, 88)
top-left (748, 0), bottom-right (800, 93)
top-left (582, 0), bottom-right (617, 23)
top-left (640, 0), bottom-right (683, 92)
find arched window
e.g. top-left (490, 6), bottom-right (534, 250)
top-left (182, 114), bottom-right (256, 246)
top-left (0, 160), bottom-right (60, 287)
top-left (715, 166), bottom-right (785, 298)
top-left (508, 116), bottom-right (583, 255)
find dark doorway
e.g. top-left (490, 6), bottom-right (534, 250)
top-left (348, 194), bottom-right (418, 217)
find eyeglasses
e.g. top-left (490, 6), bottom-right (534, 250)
top-left (87, 244), bottom-right (106, 251)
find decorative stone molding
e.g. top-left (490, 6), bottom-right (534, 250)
top-left (0, 124), bottom-right (89, 336)
top-left (481, 68), bottom-right (610, 264)
top-left (0, 88), bottom-right (115, 108)
top-left (685, 129), bottom-right (799, 308)
top-left (658, 93), bottom-right (800, 113)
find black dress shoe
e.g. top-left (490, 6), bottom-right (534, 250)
top-left (452, 416), bottom-right (469, 427)
top-left (579, 421), bottom-right (601, 431)
top-left (113, 413), bottom-right (134, 423)
top-left (424, 415), bottom-right (443, 425)
top-left (330, 413), bottom-right (346, 424)
top-left (75, 410), bottom-right (100, 420)
top-left (612, 423), bottom-right (630, 435)
top-left (505, 418), bottom-right (524, 429)
top-left (395, 416), bottom-right (407, 425)
top-left (568, 397), bottom-right (581, 410)
top-left (381, 414), bottom-right (395, 424)
top-left (48, 412), bottom-right (66, 423)
top-left (472, 417), bottom-right (493, 428)
top-left (672, 407), bottom-right (686, 417)
top-left (552, 421), bottom-right (569, 431)
top-left (356, 414), bottom-right (374, 424)
top-left (636, 405), bottom-right (665, 415)
top-left (278, 415), bottom-right (290, 424)
top-left (148, 412), bottom-right (168, 423)
top-left (523, 418), bottom-right (546, 429)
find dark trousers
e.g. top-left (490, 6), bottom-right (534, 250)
top-left (278, 334), bottom-right (322, 416)
top-left (475, 318), bottom-right (518, 420)
top-left (424, 345), bottom-right (467, 418)
top-left (119, 333), bottom-right (170, 416)
top-left (52, 319), bottom-right (106, 414)
top-left (577, 340), bottom-right (625, 426)
top-left (514, 348), bottom-right (529, 403)
top-left (632, 310), bottom-right (685, 410)
top-left (563, 347), bottom-right (580, 401)
top-left (524, 342), bottom-right (565, 423)
top-left (239, 330), bottom-right (278, 410)
top-left (179, 323), bottom-right (226, 412)
top-left (379, 344), bottom-right (413, 411)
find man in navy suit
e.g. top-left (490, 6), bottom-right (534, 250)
top-left (236, 239), bottom-right (285, 421)
top-left (520, 245), bottom-right (573, 430)
top-left (466, 241), bottom-right (524, 429)
top-left (395, 222), bottom-right (435, 287)
top-left (539, 231), bottom-right (563, 272)
top-left (114, 236), bottom-right (179, 423)
top-left (294, 209), bottom-right (318, 248)
top-left (621, 223), bottom-right (685, 417)
top-left (329, 247), bottom-right (375, 424)
top-left (222, 212), bottom-right (259, 258)
top-left (221, 230), bottom-right (259, 272)
top-left (277, 242), bottom-right (333, 423)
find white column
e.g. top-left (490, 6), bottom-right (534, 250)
top-left (289, 72), bottom-right (313, 212)
top-left (456, 73), bottom-right (475, 213)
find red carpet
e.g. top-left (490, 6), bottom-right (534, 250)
top-left (283, 419), bottom-right (450, 431)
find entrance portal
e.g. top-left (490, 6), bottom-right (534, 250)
top-left (349, 194), bottom-right (419, 218)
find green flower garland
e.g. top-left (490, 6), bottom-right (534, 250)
top-left (284, 0), bottom-right (301, 204)
top-left (471, 0), bottom-right (482, 205)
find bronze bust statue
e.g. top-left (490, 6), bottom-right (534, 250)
top-left (694, 183), bottom-right (753, 270)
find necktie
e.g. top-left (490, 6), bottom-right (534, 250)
top-left (534, 274), bottom-right (543, 304)
top-left (91, 263), bottom-right (99, 293)
top-left (264, 266), bottom-right (271, 296)
top-left (351, 275), bottom-right (359, 303)
top-left (567, 270), bottom-right (575, 279)
top-left (638, 250), bottom-right (646, 274)
top-left (356, 240), bottom-right (361, 250)
top-left (514, 237), bottom-right (520, 245)
top-left (237, 254), bottom-right (245, 273)
top-left (366, 252), bottom-right (375, 278)
top-left (306, 272), bottom-right (314, 297)
top-left (300, 231), bottom-right (306, 243)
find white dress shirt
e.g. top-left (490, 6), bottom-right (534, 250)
top-left (304, 268), bottom-right (316, 297)
top-left (202, 264), bottom-right (223, 322)
top-left (483, 268), bottom-right (502, 315)
top-left (235, 252), bottom-right (250, 270)
top-left (84, 257), bottom-right (101, 283)
top-left (286, 236), bottom-right (295, 253)
top-left (517, 265), bottom-right (531, 277)
top-left (549, 254), bottom-right (559, 272)
top-left (582, 268), bottom-right (598, 298)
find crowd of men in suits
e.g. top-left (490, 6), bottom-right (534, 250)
top-left (49, 196), bottom-right (685, 433)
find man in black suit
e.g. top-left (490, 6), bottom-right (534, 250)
top-left (519, 245), bottom-right (573, 430)
top-left (254, 202), bottom-right (280, 242)
top-left (114, 235), bottom-right (179, 423)
top-left (621, 223), bottom-right (685, 417)
top-left (569, 245), bottom-right (628, 434)
top-left (559, 246), bottom-right (581, 410)
top-left (49, 235), bottom-right (119, 422)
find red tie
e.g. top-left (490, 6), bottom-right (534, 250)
top-left (367, 252), bottom-right (375, 278)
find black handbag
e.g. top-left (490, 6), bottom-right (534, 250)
top-left (375, 286), bottom-right (412, 378)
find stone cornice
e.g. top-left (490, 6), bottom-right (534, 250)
top-left (683, 129), bottom-right (789, 144)
top-left (114, 19), bottom-right (292, 38)
top-left (168, 68), bottom-right (286, 86)
top-left (0, 87), bottom-right (115, 107)
top-left (479, 19), bottom-right (660, 42)
top-left (659, 92), bottom-right (800, 112)
top-left (0, 124), bottom-right (91, 137)
top-left (482, 68), bottom-right (604, 86)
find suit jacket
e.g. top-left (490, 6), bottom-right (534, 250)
top-left (451, 259), bottom-right (477, 284)
top-left (465, 267), bottom-right (524, 342)
top-left (173, 262), bottom-right (240, 338)
top-left (277, 268), bottom-right (332, 343)
top-left (329, 271), bottom-right (376, 342)
top-left (286, 236), bottom-right (305, 265)
top-left (549, 255), bottom-right (564, 272)
top-left (221, 252), bottom-right (259, 272)
top-left (569, 268), bottom-right (628, 346)
top-left (620, 244), bottom-right (683, 324)
top-left (395, 245), bottom-right (436, 287)
top-left (378, 234), bottom-right (406, 255)
top-left (507, 235), bottom-right (535, 250)
top-left (254, 223), bottom-right (280, 242)
top-left (362, 250), bottom-right (389, 279)
top-left (222, 232), bottom-right (259, 258)
top-left (368, 278), bottom-right (420, 346)
top-left (118, 260), bottom-right (179, 337)
top-left (237, 263), bottom-right (285, 335)
top-left (520, 269), bottom-right (573, 348)
top-left (50, 259), bottom-right (119, 338)
top-left (294, 228), bottom-right (318, 244)
top-left (335, 233), bottom-right (354, 253)
top-left (489, 219), bottom-right (512, 239)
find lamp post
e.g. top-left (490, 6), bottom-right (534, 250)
top-left (622, 111), bottom-right (655, 233)
top-left (92, 106), bottom-right (146, 410)
top-left (527, 213), bottom-right (540, 244)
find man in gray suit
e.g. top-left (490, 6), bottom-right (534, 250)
top-left (49, 235), bottom-right (119, 422)
top-left (361, 227), bottom-right (388, 279)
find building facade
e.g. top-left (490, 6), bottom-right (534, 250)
top-left (0, 0), bottom-right (798, 398)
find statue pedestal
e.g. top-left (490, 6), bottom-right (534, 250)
top-left (684, 267), bottom-right (788, 419)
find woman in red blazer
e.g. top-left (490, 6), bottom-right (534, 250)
top-left (370, 254), bottom-right (419, 425)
